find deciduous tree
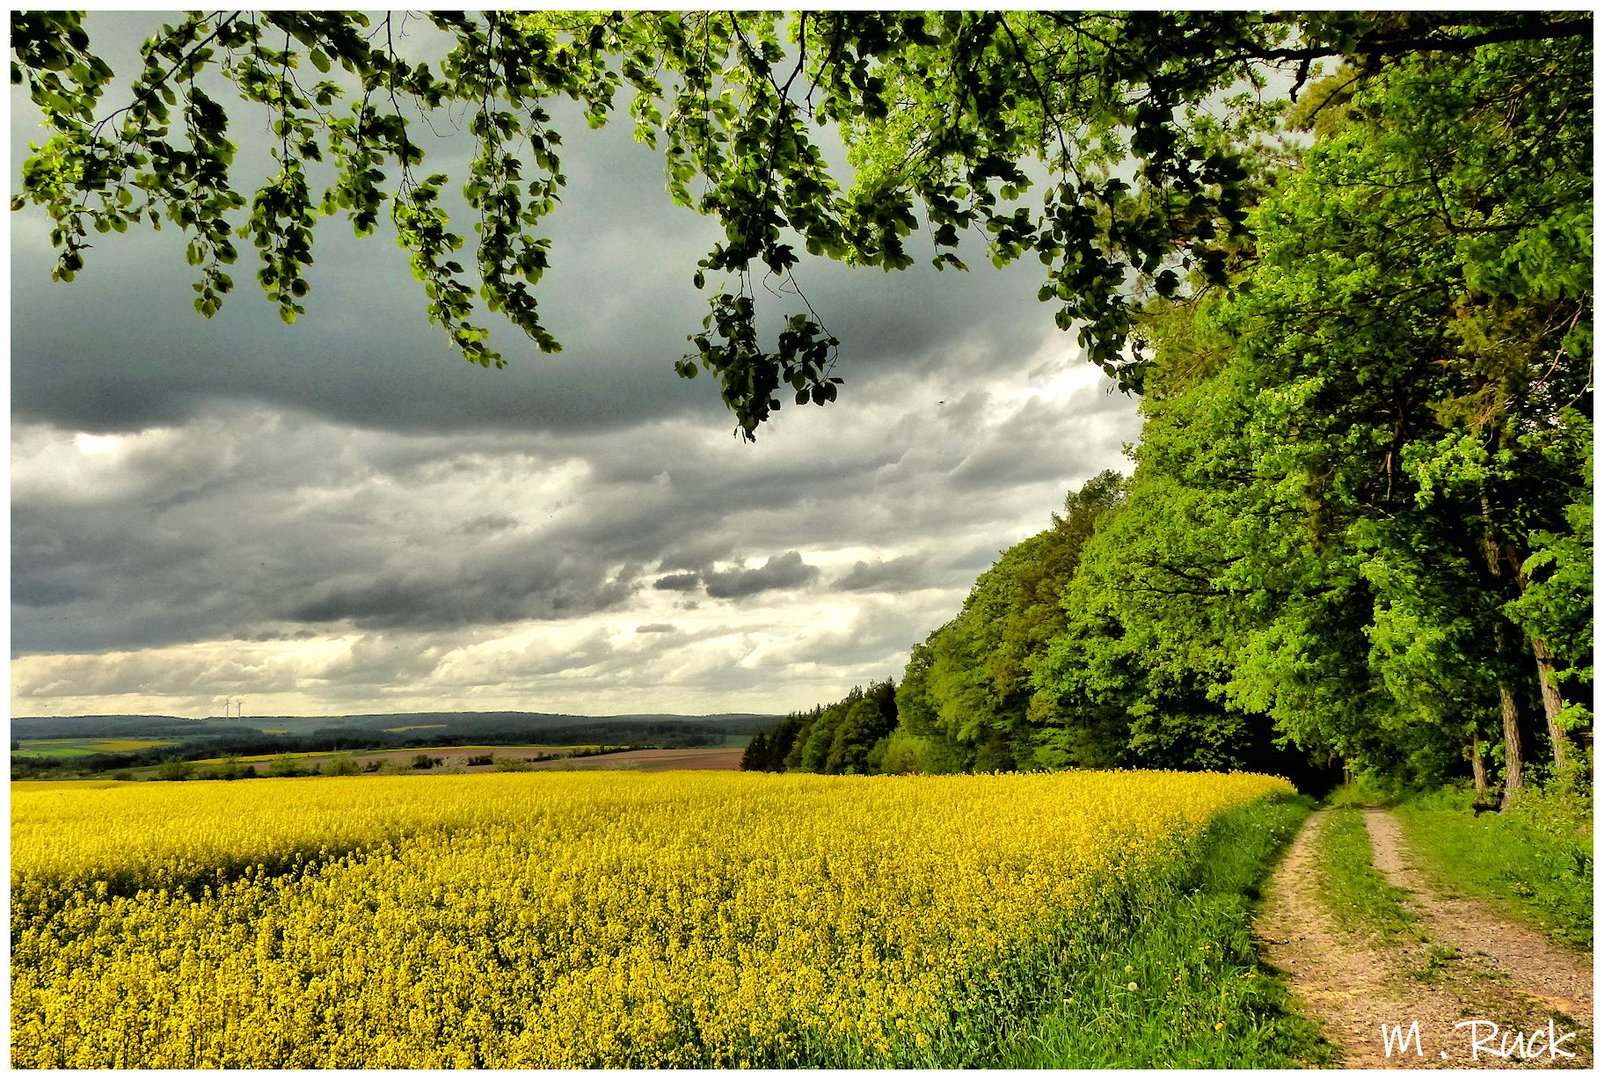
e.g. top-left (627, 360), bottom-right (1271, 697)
top-left (13, 11), bottom-right (1588, 435)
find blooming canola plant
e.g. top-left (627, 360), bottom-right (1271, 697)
top-left (12, 769), bottom-right (1293, 1067)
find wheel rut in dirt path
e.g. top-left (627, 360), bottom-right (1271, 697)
top-left (1363, 808), bottom-right (1593, 1051)
top-left (1255, 808), bottom-right (1592, 1069)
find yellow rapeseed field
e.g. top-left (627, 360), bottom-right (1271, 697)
top-left (11, 769), bottom-right (1292, 1067)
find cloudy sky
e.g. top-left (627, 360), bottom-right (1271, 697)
top-left (9, 13), bottom-right (1140, 719)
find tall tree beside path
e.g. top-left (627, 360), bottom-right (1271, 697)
top-left (1035, 31), bottom-right (1591, 798)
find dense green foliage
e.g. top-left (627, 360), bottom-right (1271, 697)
top-left (1033, 33), bottom-right (1592, 800)
top-left (748, 20), bottom-right (1589, 801)
top-left (12, 12), bottom-right (1588, 436)
top-left (741, 679), bottom-right (897, 775)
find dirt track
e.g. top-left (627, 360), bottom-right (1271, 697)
top-left (1256, 809), bottom-right (1592, 1069)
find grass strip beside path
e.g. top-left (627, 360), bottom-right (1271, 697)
top-left (995, 793), bottom-right (1330, 1068)
top-left (1392, 790), bottom-right (1592, 953)
top-left (1316, 807), bottom-right (1421, 941)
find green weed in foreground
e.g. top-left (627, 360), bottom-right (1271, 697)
top-left (1393, 786), bottom-right (1593, 952)
top-left (1407, 943), bottom-right (1461, 983)
top-left (981, 795), bottom-right (1332, 1068)
top-left (1316, 805), bottom-right (1421, 940)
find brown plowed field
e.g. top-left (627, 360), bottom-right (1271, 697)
top-left (523, 747), bottom-right (745, 771)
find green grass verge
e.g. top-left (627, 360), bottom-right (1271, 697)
top-left (1392, 786), bottom-right (1592, 952)
top-left (1316, 806), bottom-right (1421, 941)
top-left (950, 794), bottom-right (1332, 1068)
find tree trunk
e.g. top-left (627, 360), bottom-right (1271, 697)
top-left (1469, 729), bottom-right (1489, 800)
top-left (1530, 635), bottom-right (1571, 771)
top-left (1498, 682), bottom-right (1524, 811)
top-left (1480, 512), bottom-right (1528, 810)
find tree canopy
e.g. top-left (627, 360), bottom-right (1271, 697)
top-left (742, 16), bottom-right (1589, 801)
top-left (12, 10), bottom-right (1590, 436)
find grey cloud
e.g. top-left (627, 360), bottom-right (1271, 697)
top-left (704, 552), bottom-right (819, 600)
top-left (648, 551), bottom-right (821, 601)
top-left (11, 416), bottom-right (664, 650)
top-left (238, 627), bottom-right (323, 643)
top-left (653, 572), bottom-right (703, 593)
top-left (12, 354), bottom-right (1137, 658)
top-left (311, 634), bottom-right (450, 686)
top-left (782, 601), bottom-right (944, 671)
top-left (948, 393), bottom-right (1136, 493)
top-left (285, 555), bottom-right (640, 630)
top-left (635, 623), bottom-right (676, 634)
top-left (507, 631), bottom-right (618, 678)
top-left (460, 513), bottom-right (521, 535)
top-left (834, 554), bottom-right (940, 593)
top-left (16, 649), bottom-right (303, 699)
top-left (12, 498), bottom-right (243, 654)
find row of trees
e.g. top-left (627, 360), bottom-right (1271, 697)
top-left (149, 751), bottom-right (560, 781)
top-left (152, 753), bottom-right (367, 781)
top-left (741, 680), bottom-right (898, 775)
top-left (748, 30), bottom-right (1591, 802)
top-left (744, 473), bottom-right (1319, 788)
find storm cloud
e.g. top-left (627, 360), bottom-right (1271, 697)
top-left (834, 554), bottom-right (941, 593)
top-left (10, 14), bottom-right (1144, 718)
top-left (703, 552), bottom-right (821, 600)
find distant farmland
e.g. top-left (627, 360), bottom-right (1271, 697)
top-left (524, 747), bottom-right (745, 771)
top-left (15, 739), bottom-right (174, 758)
top-left (119, 744), bottom-right (605, 779)
top-left (115, 745), bottom-right (745, 779)
top-left (11, 711), bottom-right (773, 781)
